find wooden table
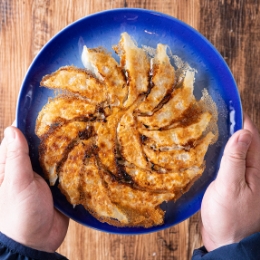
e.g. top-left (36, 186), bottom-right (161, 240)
top-left (1, 1), bottom-right (260, 259)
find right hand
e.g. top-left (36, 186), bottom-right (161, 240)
top-left (200, 113), bottom-right (260, 251)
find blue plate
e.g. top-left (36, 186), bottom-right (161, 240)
top-left (16, 8), bottom-right (242, 235)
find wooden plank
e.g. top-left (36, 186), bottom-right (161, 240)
top-left (1, 0), bottom-right (260, 259)
top-left (58, 213), bottom-right (201, 260)
top-left (0, 0), bottom-right (32, 134)
top-left (199, 0), bottom-right (260, 130)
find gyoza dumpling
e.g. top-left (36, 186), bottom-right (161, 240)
top-left (138, 111), bottom-right (212, 147)
top-left (35, 96), bottom-right (96, 137)
top-left (39, 121), bottom-right (93, 185)
top-left (101, 169), bottom-right (175, 227)
top-left (136, 44), bottom-right (175, 115)
top-left (143, 132), bottom-right (215, 171)
top-left (94, 108), bottom-right (125, 179)
top-left (40, 66), bottom-right (107, 104)
top-left (137, 70), bottom-right (195, 129)
top-left (125, 165), bottom-right (204, 193)
top-left (117, 104), bottom-right (148, 169)
top-left (59, 141), bottom-right (130, 226)
top-left (81, 46), bottom-right (128, 107)
top-left (114, 32), bottom-right (150, 107)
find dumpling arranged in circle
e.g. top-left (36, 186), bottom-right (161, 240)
top-left (36, 32), bottom-right (218, 228)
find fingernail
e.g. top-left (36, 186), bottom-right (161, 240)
top-left (238, 132), bottom-right (252, 147)
top-left (4, 127), bottom-right (16, 141)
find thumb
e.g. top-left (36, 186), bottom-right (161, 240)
top-left (3, 127), bottom-right (34, 187)
top-left (216, 130), bottom-right (252, 190)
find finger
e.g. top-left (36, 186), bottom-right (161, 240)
top-left (243, 113), bottom-right (260, 170)
top-left (216, 129), bottom-right (252, 191)
top-left (241, 113), bottom-right (260, 189)
top-left (0, 121), bottom-right (17, 184)
top-left (0, 138), bottom-right (7, 185)
top-left (3, 126), bottom-right (34, 189)
top-left (12, 120), bottom-right (17, 127)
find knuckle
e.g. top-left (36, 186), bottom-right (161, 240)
top-left (230, 179), bottom-right (246, 193)
top-left (6, 149), bottom-right (24, 161)
top-left (0, 175), bottom-right (4, 185)
top-left (226, 151), bottom-right (246, 162)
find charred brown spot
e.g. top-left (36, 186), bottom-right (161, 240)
top-left (78, 125), bottom-right (94, 140)
top-left (97, 106), bottom-right (105, 114)
top-left (115, 159), bottom-right (133, 184)
top-left (37, 33), bottom-right (218, 228)
top-left (55, 139), bottom-right (79, 173)
top-left (84, 144), bottom-right (98, 159)
top-left (160, 93), bottom-right (172, 106)
top-left (171, 103), bottom-right (203, 128)
top-left (141, 135), bottom-right (148, 143)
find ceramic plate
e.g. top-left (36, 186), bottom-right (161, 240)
top-left (16, 8), bottom-right (242, 234)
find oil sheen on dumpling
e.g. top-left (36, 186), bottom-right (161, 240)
top-left (114, 32), bottom-right (150, 107)
top-left (136, 44), bottom-right (175, 115)
top-left (35, 96), bottom-right (96, 137)
top-left (137, 70), bottom-right (195, 129)
top-left (143, 132), bottom-right (215, 171)
top-left (117, 103), bottom-right (148, 169)
top-left (59, 141), bottom-right (130, 226)
top-left (39, 121), bottom-right (93, 185)
top-left (36, 32), bottom-right (218, 228)
top-left (138, 111), bottom-right (212, 147)
top-left (81, 46), bottom-right (128, 107)
top-left (40, 66), bottom-right (107, 104)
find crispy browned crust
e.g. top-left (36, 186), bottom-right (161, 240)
top-left (115, 32), bottom-right (150, 108)
top-left (36, 33), bottom-right (218, 228)
top-left (82, 47), bottom-right (128, 107)
top-left (40, 66), bottom-right (108, 104)
top-left (136, 44), bottom-right (175, 115)
top-left (35, 95), bottom-right (96, 137)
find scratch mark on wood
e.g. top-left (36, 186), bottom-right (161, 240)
top-left (169, 230), bottom-right (178, 234)
top-left (158, 235), bottom-right (178, 252)
top-left (0, 0), bottom-right (13, 30)
top-left (31, 0), bottom-right (52, 58)
top-left (2, 1), bottom-right (260, 259)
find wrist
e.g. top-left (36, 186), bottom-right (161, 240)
top-left (202, 229), bottom-right (238, 252)
top-left (0, 229), bottom-right (55, 253)
top-left (0, 232), bottom-right (65, 260)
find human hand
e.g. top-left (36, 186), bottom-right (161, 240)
top-left (201, 113), bottom-right (260, 251)
top-left (0, 126), bottom-right (69, 253)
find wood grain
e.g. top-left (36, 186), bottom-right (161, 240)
top-left (1, 0), bottom-right (260, 259)
top-left (199, 0), bottom-right (260, 129)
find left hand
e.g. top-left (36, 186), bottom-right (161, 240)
top-left (0, 126), bottom-right (69, 253)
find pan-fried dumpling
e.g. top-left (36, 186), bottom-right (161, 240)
top-left (125, 165), bottom-right (204, 193)
top-left (117, 104), bottom-right (148, 169)
top-left (138, 111), bottom-right (212, 147)
top-left (136, 44), bottom-right (175, 115)
top-left (36, 32), bottom-right (218, 228)
top-left (39, 121), bottom-right (93, 185)
top-left (114, 32), bottom-right (150, 107)
top-left (137, 70), bottom-right (195, 129)
top-left (102, 169), bottom-right (175, 227)
top-left (81, 46), bottom-right (128, 106)
top-left (40, 66), bottom-right (107, 104)
top-left (35, 96), bottom-right (96, 137)
top-left (143, 132), bottom-right (215, 171)
top-left (94, 108), bottom-right (124, 178)
top-left (59, 141), bottom-right (130, 226)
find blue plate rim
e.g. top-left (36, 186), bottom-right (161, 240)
top-left (16, 8), bottom-right (243, 235)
